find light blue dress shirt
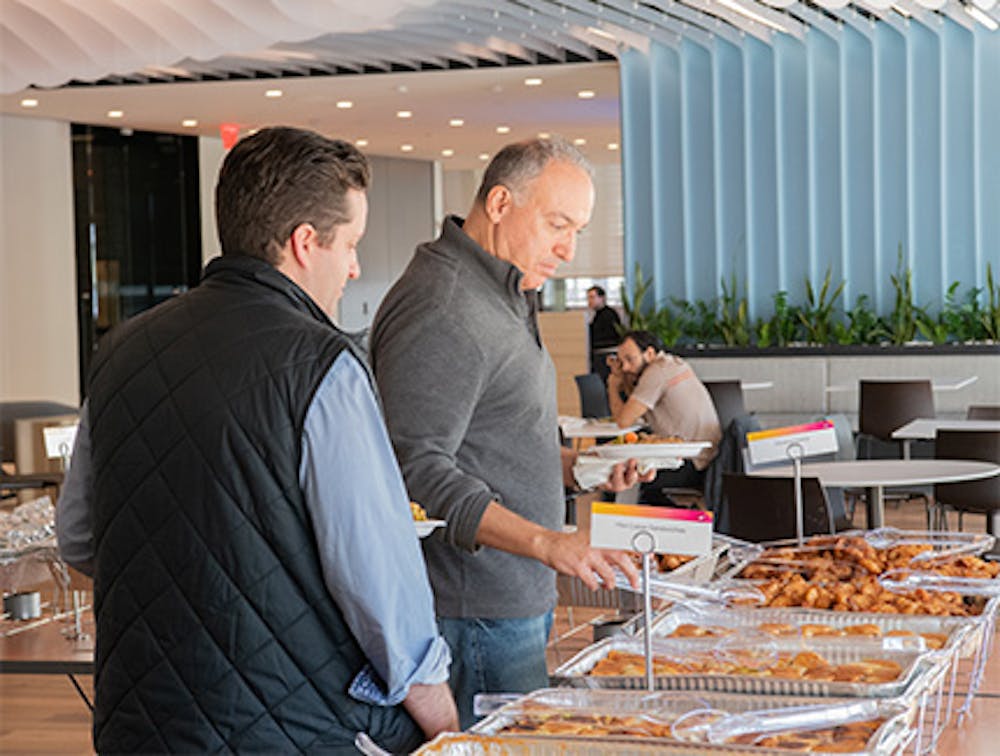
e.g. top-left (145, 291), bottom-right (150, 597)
top-left (57, 351), bottom-right (449, 707)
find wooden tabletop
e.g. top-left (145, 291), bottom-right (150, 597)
top-left (0, 613), bottom-right (93, 675)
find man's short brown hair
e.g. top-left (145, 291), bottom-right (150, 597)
top-left (215, 127), bottom-right (370, 264)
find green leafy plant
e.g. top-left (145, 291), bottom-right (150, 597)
top-left (648, 304), bottom-right (685, 347)
top-left (980, 262), bottom-right (1000, 341)
top-left (764, 291), bottom-right (800, 347)
top-left (797, 269), bottom-right (845, 345)
top-left (718, 274), bottom-right (751, 346)
top-left (620, 262), bottom-right (654, 332)
top-left (672, 296), bottom-right (719, 345)
top-left (832, 294), bottom-right (884, 345)
top-left (915, 305), bottom-right (949, 344)
top-left (886, 246), bottom-right (919, 344)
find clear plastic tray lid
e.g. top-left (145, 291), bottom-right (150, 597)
top-left (862, 528), bottom-right (995, 561)
top-left (878, 568), bottom-right (1000, 596)
top-left (473, 689), bottom-right (710, 719)
top-left (670, 699), bottom-right (895, 745)
top-left (610, 569), bottom-right (766, 606)
top-left (727, 528), bottom-right (997, 578)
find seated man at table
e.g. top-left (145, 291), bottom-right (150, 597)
top-left (607, 330), bottom-right (722, 504)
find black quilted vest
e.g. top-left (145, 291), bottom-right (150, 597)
top-left (86, 255), bottom-right (420, 754)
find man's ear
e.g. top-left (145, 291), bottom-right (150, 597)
top-left (483, 184), bottom-right (513, 223)
top-left (288, 223), bottom-right (318, 268)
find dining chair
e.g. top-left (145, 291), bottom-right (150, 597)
top-left (858, 379), bottom-right (935, 458)
top-left (574, 373), bottom-right (611, 419)
top-left (703, 380), bottom-right (746, 433)
top-left (719, 472), bottom-right (847, 542)
top-left (857, 380), bottom-right (934, 519)
top-left (931, 430), bottom-right (1000, 534)
top-left (1, 400), bottom-right (78, 501)
top-left (967, 405), bottom-right (1000, 420)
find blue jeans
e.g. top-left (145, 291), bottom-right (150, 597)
top-left (437, 611), bottom-right (554, 730)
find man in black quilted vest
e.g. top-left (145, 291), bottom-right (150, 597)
top-left (56, 127), bottom-right (457, 753)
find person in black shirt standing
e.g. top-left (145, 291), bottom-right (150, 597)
top-left (587, 285), bottom-right (621, 382)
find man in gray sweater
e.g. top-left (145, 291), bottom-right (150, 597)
top-left (370, 137), bottom-right (647, 727)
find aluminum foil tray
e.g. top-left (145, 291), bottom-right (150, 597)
top-left (550, 637), bottom-right (938, 699)
top-left (557, 536), bottom-right (729, 610)
top-left (648, 605), bottom-right (974, 658)
top-left (412, 689), bottom-right (913, 755)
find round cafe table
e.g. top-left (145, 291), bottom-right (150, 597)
top-left (748, 459), bottom-right (1000, 529)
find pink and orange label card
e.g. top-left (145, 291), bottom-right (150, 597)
top-left (590, 503), bottom-right (713, 555)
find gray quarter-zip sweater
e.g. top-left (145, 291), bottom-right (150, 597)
top-left (370, 216), bottom-right (563, 618)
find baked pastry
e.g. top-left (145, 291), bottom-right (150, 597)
top-left (588, 649), bottom-right (903, 684)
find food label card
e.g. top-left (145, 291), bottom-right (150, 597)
top-left (43, 423), bottom-right (79, 459)
top-left (746, 420), bottom-right (838, 466)
top-left (590, 503), bottom-right (712, 556)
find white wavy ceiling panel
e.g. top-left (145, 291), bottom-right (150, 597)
top-left (1, 0), bottom-right (997, 94)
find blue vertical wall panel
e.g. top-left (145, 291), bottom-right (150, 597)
top-left (873, 25), bottom-right (908, 312)
top-left (975, 28), bottom-right (1000, 284)
top-left (941, 19), bottom-right (975, 302)
top-left (840, 26), bottom-right (875, 308)
top-left (743, 37), bottom-right (780, 316)
top-left (619, 48), bottom-right (654, 295)
top-left (649, 41), bottom-right (685, 305)
top-left (618, 22), bottom-right (1000, 320)
top-left (774, 34), bottom-right (809, 300)
top-left (906, 21), bottom-right (942, 305)
top-left (680, 40), bottom-right (717, 303)
top-left (712, 39), bottom-right (748, 314)
top-left (807, 29), bottom-right (842, 292)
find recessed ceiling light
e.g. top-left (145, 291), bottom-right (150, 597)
top-left (265, 89), bottom-right (283, 98)
top-left (577, 90), bottom-right (596, 99)
top-left (524, 77), bottom-right (543, 86)
top-left (573, 138), bottom-right (586, 146)
top-left (538, 132), bottom-right (551, 139)
top-left (449, 118), bottom-right (464, 127)
top-left (607, 142), bottom-right (619, 151)
top-left (181, 119), bottom-right (198, 127)
top-left (496, 125), bottom-right (511, 134)
top-left (401, 144), bottom-right (414, 152)
top-left (107, 110), bottom-right (124, 118)
top-left (355, 138), bottom-right (369, 147)
top-left (441, 149), bottom-right (454, 157)
top-left (478, 153), bottom-right (490, 161)
top-left (336, 100), bottom-right (353, 109)
top-left (397, 110), bottom-right (412, 119)
top-left (20, 98), bottom-right (38, 108)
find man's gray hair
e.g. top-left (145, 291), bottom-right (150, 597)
top-left (475, 135), bottom-right (594, 205)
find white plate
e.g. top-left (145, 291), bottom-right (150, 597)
top-left (591, 441), bottom-right (711, 460)
top-left (415, 519), bottom-right (446, 538)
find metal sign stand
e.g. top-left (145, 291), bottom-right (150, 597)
top-left (786, 442), bottom-right (805, 546)
top-left (631, 529), bottom-right (656, 691)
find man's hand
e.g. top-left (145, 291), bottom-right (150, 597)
top-left (534, 528), bottom-right (640, 591)
top-left (605, 354), bottom-right (624, 390)
top-left (403, 681), bottom-right (459, 740)
top-left (598, 459), bottom-right (656, 492)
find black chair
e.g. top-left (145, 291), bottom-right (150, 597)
top-left (857, 379), bottom-right (934, 520)
top-left (858, 380), bottom-right (934, 459)
top-left (932, 430), bottom-right (1000, 534)
top-left (720, 472), bottom-right (848, 542)
top-left (703, 380), bottom-right (746, 432)
top-left (574, 373), bottom-right (611, 419)
top-left (967, 405), bottom-right (1000, 420)
top-left (1, 401), bottom-right (78, 500)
